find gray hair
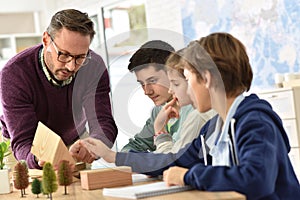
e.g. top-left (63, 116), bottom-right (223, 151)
top-left (46, 9), bottom-right (95, 42)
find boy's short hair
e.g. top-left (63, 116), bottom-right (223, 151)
top-left (184, 32), bottom-right (253, 97)
top-left (128, 40), bottom-right (175, 72)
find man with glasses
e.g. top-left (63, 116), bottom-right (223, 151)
top-left (0, 9), bottom-right (118, 169)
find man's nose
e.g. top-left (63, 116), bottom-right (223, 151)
top-left (65, 59), bottom-right (76, 71)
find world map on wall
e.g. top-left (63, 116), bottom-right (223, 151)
top-left (181, 0), bottom-right (300, 91)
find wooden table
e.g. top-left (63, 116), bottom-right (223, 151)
top-left (1, 180), bottom-right (245, 200)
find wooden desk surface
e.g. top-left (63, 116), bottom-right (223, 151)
top-left (1, 180), bottom-right (245, 200)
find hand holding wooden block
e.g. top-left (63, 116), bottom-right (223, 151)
top-left (31, 122), bottom-right (76, 168)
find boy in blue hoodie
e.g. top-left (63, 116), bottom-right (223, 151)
top-left (72, 32), bottom-right (300, 200)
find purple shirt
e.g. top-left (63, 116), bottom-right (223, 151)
top-left (0, 44), bottom-right (117, 169)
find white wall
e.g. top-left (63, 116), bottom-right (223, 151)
top-left (145, 0), bottom-right (184, 49)
top-left (0, 0), bottom-right (58, 33)
top-left (0, 0), bottom-right (45, 13)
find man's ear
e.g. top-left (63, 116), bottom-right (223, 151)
top-left (42, 32), bottom-right (51, 47)
top-left (42, 32), bottom-right (52, 53)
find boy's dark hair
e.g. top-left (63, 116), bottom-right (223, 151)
top-left (128, 40), bottom-right (175, 72)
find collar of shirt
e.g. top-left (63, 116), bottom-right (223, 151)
top-left (40, 47), bottom-right (74, 87)
top-left (206, 93), bottom-right (245, 166)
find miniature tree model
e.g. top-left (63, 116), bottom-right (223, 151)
top-left (19, 160), bottom-right (29, 173)
top-left (40, 180), bottom-right (50, 198)
top-left (42, 162), bottom-right (58, 200)
top-left (19, 160), bottom-right (29, 195)
top-left (31, 178), bottom-right (42, 198)
top-left (56, 160), bottom-right (74, 195)
top-left (13, 161), bottom-right (29, 197)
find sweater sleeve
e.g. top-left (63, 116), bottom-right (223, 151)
top-left (153, 105), bottom-right (193, 153)
top-left (121, 106), bottom-right (162, 152)
top-left (169, 109), bottom-right (216, 153)
top-left (116, 135), bottom-right (204, 176)
top-left (154, 133), bottom-right (173, 153)
top-left (0, 60), bottom-right (41, 169)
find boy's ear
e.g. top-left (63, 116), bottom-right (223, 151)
top-left (203, 70), bottom-right (211, 89)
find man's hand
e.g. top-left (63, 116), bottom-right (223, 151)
top-left (34, 156), bottom-right (45, 167)
top-left (38, 160), bottom-right (46, 167)
top-left (163, 166), bottom-right (188, 186)
top-left (69, 139), bottom-right (95, 163)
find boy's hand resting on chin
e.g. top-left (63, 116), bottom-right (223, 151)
top-left (154, 96), bottom-right (180, 134)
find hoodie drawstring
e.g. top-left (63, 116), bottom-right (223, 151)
top-left (229, 118), bottom-right (239, 166)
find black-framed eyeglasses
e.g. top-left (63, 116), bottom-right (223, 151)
top-left (50, 37), bottom-right (91, 66)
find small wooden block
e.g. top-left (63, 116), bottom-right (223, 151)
top-left (74, 162), bottom-right (87, 171)
top-left (73, 162), bottom-right (87, 179)
top-left (28, 169), bottom-right (43, 178)
top-left (31, 122), bottom-right (76, 167)
top-left (80, 166), bottom-right (133, 190)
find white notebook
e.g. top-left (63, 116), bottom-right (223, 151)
top-left (102, 181), bottom-right (193, 199)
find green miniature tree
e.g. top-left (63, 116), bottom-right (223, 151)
top-left (0, 140), bottom-right (11, 169)
top-left (56, 160), bottom-right (74, 195)
top-left (42, 162), bottom-right (58, 200)
top-left (40, 180), bottom-right (50, 198)
top-left (13, 161), bottom-right (29, 197)
top-left (31, 178), bottom-right (42, 198)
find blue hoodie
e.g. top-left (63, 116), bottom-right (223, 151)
top-left (116, 94), bottom-right (300, 199)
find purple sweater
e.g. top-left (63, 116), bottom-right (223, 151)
top-left (0, 44), bottom-right (118, 169)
